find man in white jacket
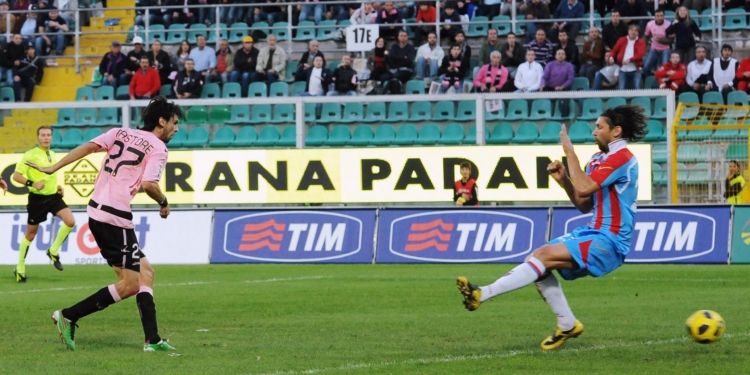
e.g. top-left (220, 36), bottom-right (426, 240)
top-left (514, 49), bottom-right (543, 93)
top-left (415, 31), bottom-right (444, 84)
top-left (686, 46), bottom-right (713, 96)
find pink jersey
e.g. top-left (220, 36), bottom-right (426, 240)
top-left (87, 128), bottom-right (168, 229)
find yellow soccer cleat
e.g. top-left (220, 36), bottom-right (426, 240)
top-left (540, 320), bottom-right (584, 350)
top-left (457, 276), bottom-right (482, 311)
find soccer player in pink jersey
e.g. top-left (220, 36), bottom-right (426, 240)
top-left (27, 97), bottom-right (185, 352)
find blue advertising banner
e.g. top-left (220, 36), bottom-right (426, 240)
top-left (550, 206), bottom-right (731, 264)
top-left (211, 210), bottom-right (376, 263)
top-left (376, 209), bottom-right (549, 263)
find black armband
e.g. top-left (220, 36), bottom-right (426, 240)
top-left (25, 180), bottom-right (34, 187)
top-left (159, 196), bottom-right (168, 207)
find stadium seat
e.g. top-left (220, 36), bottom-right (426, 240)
top-left (727, 90), bottom-right (749, 107)
top-left (415, 124), bottom-right (441, 145)
top-left (371, 125), bottom-right (396, 146)
top-left (76, 86), bottom-right (94, 101)
top-left (54, 108), bottom-right (77, 127)
top-left (306, 125), bottom-right (328, 146)
top-left (439, 124), bottom-right (465, 145)
top-left (652, 143), bottom-right (668, 163)
top-left (572, 77), bottom-right (589, 91)
top-left (318, 103), bottom-right (342, 124)
top-left (410, 101), bottom-right (432, 121)
top-left (405, 80), bottom-right (425, 95)
top-left (433, 101), bottom-right (455, 121)
top-left (227, 22), bottom-right (249, 44)
top-left (52, 129), bottom-right (62, 145)
top-left (713, 118), bottom-right (740, 139)
top-left (77, 108), bottom-right (97, 126)
top-left (232, 126), bottom-right (258, 147)
top-left (82, 128), bottom-right (103, 143)
top-left (485, 100), bottom-right (505, 121)
top-left (269, 82), bottom-right (289, 97)
top-left (679, 92), bottom-right (700, 119)
top-left (455, 101), bottom-right (476, 121)
top-left (579, 98), bottom-right (602, 120)
top-left (491, 15), bottom-right (512, 35)
top-left (394, 124), bottom-right (419, 145)
top-left (187, 23), bottom-right (208, 44)
top-left (291, 81), bottom-right (307, 96)
top-left (327, 60), bottom-right (340, 71)
top-left (222, 82), bottom-right (242, 99)
top-left (652, 97), bottom-right (667, 119)
top-left (727, 143), bottom-right (749, 160)
top-left (404, 18), bottom-right (416, 38)
top-left (467, 16), bottom-right (489, 37)
top-left (550, 99), bottom-right (574, 121)
top-left (131, 107), bottom-right (144, 126)
top-left (286, 61), bottom-right (298, 82)
top-left (386, 102), bottom-right (409, 122)
top-left (342, 102), bottom-right (365, 123)
top-left (488, 122), bottom-right (514, 144)
top-left (277, 126), bottom-right (296, 147)
top-left (699, 9), bottom-right (714, 31)
top-left (209, 127), bottom-right (236, 147)
top-left (326, 125), bottom-right (351, 146)
top-left (643, 119), bottom-right (665, 142)
top-left (272, 22), bottom-right (290, 41)
top-left (164, 128), bottom-right (185, 148)
top-left (677, 144), bottom-right (701, 162)
top-left (349, 125), bottom-right (374, 146)
top-left (206, 23), bottom-right (227, 44)
top-left (58, 129), bottom-right (83, 149)
top-left (684, 117), bottom-right (713, 141)
top-left (505, 99), bottom-right (529, 120)
top-left (304, 103), bottom-right (316, 122)
top-left (252, 22), bottom-right (269, 40)
top-left (316, 19), bottom-right (338, 41)
top-left (688, 162), bottom-right (711, 184)
top-left (464, 124), bottom-right (490, 144)
top-left (209, 105), bottom-right (231, 123)
top-left (568, 121), bottom-right (593, 143)
top-left (363, 102), bottom-right (387, 123)
top-left (164, 24), bottom-right (187, 44)
top-left (247, 82), bottom-right (268, 98)
top-left (271, 104), bottom-right (295, 124)
top-left (159, 84), bottom-right (172, 97)
top-left (529, 99), bottom-right (552, 120)
top-left (652, 163), bottom-right (666, 185)
top-left (537, 121), bottom-right (562, 143)
top-left (186, 106), bottom-right (208, 124)
top-left (116, 85), bottom-right (129, 98)
top-left (644, 75), bottom-right (658, 89)
top-left (95, 107), bottom-right (119, 126)
top-left (226, 105), bottom-right (252, 124)
top-left (631, 97), bottom-right (652, 116)
top-left (294, 21), bottom-right (316, 41)
top-left (512, 122), bottom-right (539, 144)
top-left (676, 162), bottom-right (689, 182)
top-left (702, 91), bottom-right (724, 105)
top-left (606, 97), bottom-right (626, 109)
top-left (723, 8), bottom-right (748, 30)
top-left (255, 126), bottom-right (280, 147)
top-left (201, 83), bottom-right (221, 99)
top-left (250, 104), bottom-right (272, 124)
top-left (184, 127), bottom-right (212, 148)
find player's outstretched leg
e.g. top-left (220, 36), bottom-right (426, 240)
top-left (535, 272), bottom-right (583, 350)
top-left (138, 258), bottom-right (175, 352)
top-left (457, 256), bottom-right (546, 311)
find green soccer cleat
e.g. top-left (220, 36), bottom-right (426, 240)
top-left (51, 310), bottom-right (77, 351)
top-left (144, 340), bottom-right (176, 352)
top-left (457, 276), bottom-right (482, 311)
top-left (46, 250), bottom-right (64, 271)
top-left (13, 268), bottom-right (26, 283)
top-left (540, 320), bottom-right (584, 351)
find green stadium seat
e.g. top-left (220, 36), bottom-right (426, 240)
top-left (652, 163), bottom-right (666, 185)
top-left (652, 143), bottom-right (668, 163)
top-left (568, 121), bottom-right (593, 143)
top-left (291, 81), bottom-right (307, 96)
top-left (464, 124), bottom-right (489, 144)
top-left (316, 19), bottom-right (338, 41)
top-left (485, 100), bottom-right (505, 121)
top-left (116, 85), bottom-right (129, 97)
top-left (679, 92), bottom-right (700, 119)
top-left (165, 24), bottom-right (187, 44)
top-left (505, 99), bottom-right (529, 120)
top-left (226, 105), bottom-right (252, 124)
top-left (271, 22), bottom-right (290, 41)
top-left (76, 86), bottom-right (94, 101)
top-left (256, 126), bottom-right (280, 147)
top-left (209, 105), bottom-right (231, 123)
top-left (269, 82), bottom-right (289, 97)
top-left (201, 83), bottom-right (221, 99)
top-left (294, 20), bottom-right (316, 41)
top-left (537, 121), bottom-right (562, 143)
top-left (95, 107), bottom-right (119, 126)
top-left (209, 127), bottom-right (236, 147)
top-left (688, 162), bottom-right (711, 184)
top-left (684, 117), bottom-right (713, 141)
top-left (699, 9), bottom-right (714, 31)
top-left (606, 97), bottom-right (626, 109)
top-left (713, 118), bottom-right (740, 139)
top-left (349, 125), bottom-right (374, 146)
top-left (52, 129), bottom-right (62, 145)
top-left (433, 101), bottom-right (455, 121)
top-left (82, 128), bottom-right (103, 143)
top-left (247, 82), bottom-right (267, 98)
top-left (319, 103), bottom-right (342, 123)
top-left (206, 23), bottom-right (227, 44)
top-left (644, 75), bottom-right (658, 89)
top-left (702, 91), bottom-right (724, 105)
top-left (579, 98), bottom-right (602, 120)
top-left (415, 124), bottom-right (441, 145)
top-left (410, 101), bottom-right (432, 121)
top-left (326, 125), bottom-right (351, 146)
top-left (277, 126), bottom-right (296, 147)
top-left (159, 84), bottom-right (172, 97)
top-left (727, 90), bottom-right (749, 107)
top-left (491, 15), bottom-right (512, 35)
top-left (233, 126), bottom-right (258, 147)
top-left (488, 122), bottom-right (514, 144)
top-left (77, 108), bottom-right (97, 126)
top-left (227, 22), bottom-right (249, 44)
top-left (306, 125), bottom-right (328, 146)
top-left (405, 80), bottom-right (425, 95)
top-left (286, 61), bottom-right (298, 82)
top-left (54, 108), bottom-right (77, 127)
top-left (328, 60), bottom-right (340, 71)
top-left (304, 103), bottom-right (316, 121)
top-left (182, 126), bottom-right (209, 148)
top-left (677, 144), bottom-right (701, 162)
top-left (222, 82), bottom-right (242, 99)
top-left (572, 77), bottom-right (589, 91)
top-left (512, 122), bottom-right (539, 144)
top-left (394, 124), bottom-right (418, 145)
top-left (467, 16), bottom-right (489, 37)
top-left (249, 104), bottom-right (272, 124)
top-left (551, 99), bottom-right (574, 121)
top-left (271, 104), bottom-right (295, 124)
top-left (652, 97), bottom-right (667, 119)
top-left (186, 106), bottom-right (208, 124)
top-left (643, 120), bottom-right (664, 142)
top-left (727, 143), bottom-right (749, 160)
top-left (372, 125), bottom-right (396, 146)
top-left (363, 102), bottom-right (387, 123)
top-left (439, 124), bottom-right (465, 145)
top-left (131, 107), bottom-right (143, 126)
top-left (404, 18), bottom-right (416, 38)
top-left (168, 128), bottom-right (187, 147)
top-left (251, 22), bottom-right (269, 40)
top-left (342, 102), bottom-right (364, 123)
top-left (631, 97), bottom-right (652, 116)
top-left (455, 101), bottom-right (476, 121)
top-left (58, 129), bottom-right (83, 149)
top-left (529, 99), bottom-right (552, 120)
top-left (187, 23), bottom-right (207, 44)
top-left (676, 162), bottom-right (689, 183)
top-left (724, 8), bottom-right (748, 30)
top-left (386, 102), bottom-right (409, 122)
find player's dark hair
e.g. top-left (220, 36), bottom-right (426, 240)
top-left (140, 96), bottom-right (185, 132)
top-left (37, 125), bottom-right (51, 135)
top-left (460, 161), bottom-right (471, 170)
top-left (600, 105), bottom-right (649, 143)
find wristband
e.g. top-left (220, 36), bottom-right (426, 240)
top-left (25, 180), bottom-right (34, 187)
top-left (159, 196), bottom-right (168, 207)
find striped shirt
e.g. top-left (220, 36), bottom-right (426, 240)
top-left (525, 39), bottom-right (555, 67)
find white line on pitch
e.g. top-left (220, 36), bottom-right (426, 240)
top-left (609, 277), bottom-right (741, 282)
top-left (244, 276), bottom-right (331, 283)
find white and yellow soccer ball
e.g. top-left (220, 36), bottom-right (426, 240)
top-left (686, 310), bottom-right (726, 344)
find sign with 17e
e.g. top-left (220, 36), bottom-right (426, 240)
top-left (346, 25), bottom-right (379, 52)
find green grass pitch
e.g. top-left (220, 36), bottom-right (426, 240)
top-left (2, 264), bottom-right (750, 374)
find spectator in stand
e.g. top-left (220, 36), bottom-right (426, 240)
top-left (654, 52), bottom-right (687, 91)
top-left (350, 2), bottom-right (377, 25)
top-left (414, 1), bottom-right (436, 46)
top-left (174, 58), bottom-right (203, 99)
top-left (593, 52), bottom-right (620, 90)
top-left (163, 0), bottom-right (195, 27)
top-left (610, 24), bottom-right (646, 89)
top-left (643, 9), bottom-right (672, 76)
top-left (541, 49), bottom-right (575, 116)
top-left (597, 0), bottom-right (616, 20)
top-left (438, 44), bottom-right (466, 94)
top-left (526, 29), bottom-right (554, 67)
top-left (2, 34), bottom-right (26, 87)
top-left (523, 0), bottom-right (551, 44)
top-left (377, 1), bottom-right (402, 39)
top-left (99, 41), bottom-right (127, 88)
top-left (172, 40), bottom-right (191, 72)
top-left (135, 0), bottom-right (161, 27)
top-left (294, 40), bottom-right (326, 82)
top-left (666, 6), bottom-right (701, 67)
top-left (253, 0), bottom-right (283, 26)
top-left (415, 31), bottom-right (444, 83)
top-left (388, 30), bottom-right (416, 89)
top-left (682, 0), bottom-right (712, 13)
top-left (550, 0), bottom-right (584, 43)
top-left (118, 56), bottom-right (160, 100)
top-left (440, 2), bottom-right (462, 43)
top-left (208, 39), bottom-right (233, 84)
top-left (686, 45), bottom-right (713, 95)
top-left (619, 0), bottom-right (648, 30)
top-left (736, 55), bottom-right (750, 94)
top-left (479, 28), bottom-right (500, 67)
top-left (19, 7), bottom-right (38, 46)
top-left (122, 36), bottom-right (147, 86)
top-left (36, 9), bottom-right (67, 57)
top-left (602, 10), bottom-right (628, 51)
top-left (710, 44), bottom-right (738, 102)
top-left (474, 51), bottom-right (510, 93)
top-left (367, 36), bottom-right (393, 86)
top-left (13, 44), bottom-right (42, 102)
top-left (256, 34), bottom-right (287, 84)
top-left (557, 29), bottom-right (579, 71)
top-left (298, 55), bottom-right (331, 119)
top-left (231, 36), bottom-right (259, 97)
top-left (395, 1), bottom-right (415, 20)
top-left (579, 27), bottom-right (604, 87)
top-left (327, 54), bottom-right (358, 96)
top-left (0, 1), bottom-right (16, 42)
top-left (188, 34), bottom-right (216, 81)
top-left (514, 49), bottom-right (544, 92)
top-left (11, 0), bottom-right (30, 34)
top-left (723, 0), bottom-right (750, 11)
top-left (197, 0), bottom-right (218, 26)
top-left (499, 32), bottom-right (525, 79)
top-left (147, 40), bottom-right (173, 85)
top-left (299, 0), bottom-right (325, 25)
top-left (455, 30), bottom-right (472, 71)
top-left (477, 0), bottom-right (501, 19)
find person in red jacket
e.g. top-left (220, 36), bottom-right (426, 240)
top-left (454, 161), bottom-right (479, 207)
top-left (609, 24), bottom-right (646, 90)
top-left (654, 52), bottom-right (687, 92)
top-left (737, 57), bottom-right (750, 94)
top-left (414, 2), bottom-right (436, 46)
top-left (123, 56), bottom-right (161, 100)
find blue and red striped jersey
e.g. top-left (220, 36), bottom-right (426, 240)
top-left (584, 139), bottom-right (639, 255)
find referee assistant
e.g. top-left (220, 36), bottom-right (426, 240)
top-left (12, 126), bottom-right (75, 282)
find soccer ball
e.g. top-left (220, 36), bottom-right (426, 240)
top-left (686, 310), bottom-right (726, 344)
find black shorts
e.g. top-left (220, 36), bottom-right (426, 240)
top-left (27, 193), bottom-right (68, 225)
top-left (88, 218), bottom-right (146, 272)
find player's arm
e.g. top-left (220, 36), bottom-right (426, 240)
top-left (142, 181), bottom-right (169, 218)
top-left (547, 160), bottom-right (593, 213)
top-left (142, 153), bottom-right (170, 218)
top-left (560, 125), bottom-right (601, 198)
top-left (26, 142), bottom-right (100, 175)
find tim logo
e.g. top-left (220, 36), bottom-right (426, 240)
top-left (223, 212), bottom-right (363, 262)
top-left (389, 211), bottom-right (536, 263)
